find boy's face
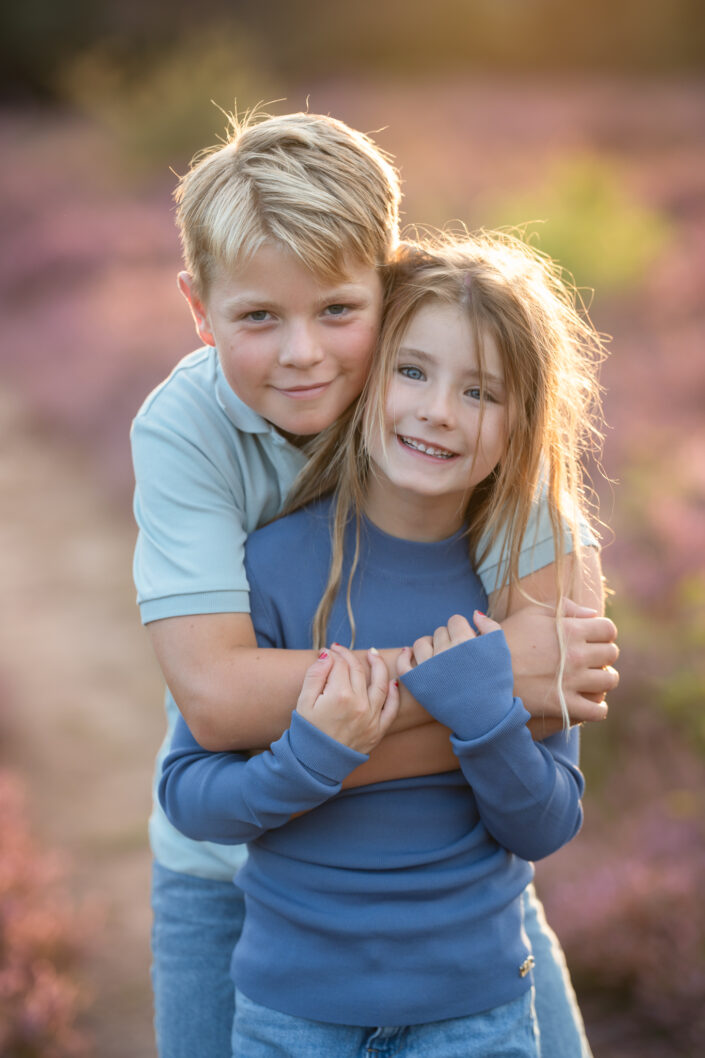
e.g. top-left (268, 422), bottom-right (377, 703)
top-left (178, 243), bottom-right (383, 437)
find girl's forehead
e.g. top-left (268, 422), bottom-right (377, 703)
top-left (400, 301), bottom-right (504, 376)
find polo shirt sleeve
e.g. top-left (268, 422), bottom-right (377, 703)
top-left (131, 410), bottom-right (250, 624)
top-left (475, 492), bottom-right (599, 597)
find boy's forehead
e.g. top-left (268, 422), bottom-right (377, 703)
top-left (207, 244), bottom-right (381, 299)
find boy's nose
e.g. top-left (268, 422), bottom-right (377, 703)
top-left (279, 323), bottom-right (325, 368)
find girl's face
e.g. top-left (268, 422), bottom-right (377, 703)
top-left (365, 300), bottom-right (512, 538)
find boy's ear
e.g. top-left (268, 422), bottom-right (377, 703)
top-left (177, 272), bottom-right (216, 347)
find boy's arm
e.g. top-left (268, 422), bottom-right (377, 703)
top-left (147, 550), bottom-right (617, 762)
top-left (147, 611), bottom-right (430, 751)
top-left (493, 548), bottom-right (619, 737)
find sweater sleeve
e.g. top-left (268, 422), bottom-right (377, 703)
top-left (399, 631), bottom-right (584, 861)
top-left (158, 712), bottom-right (368, 844)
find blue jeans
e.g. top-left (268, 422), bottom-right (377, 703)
top-left (524, 886), bottom-right (593, 1058)
top-left (151, 863), bottom-right (591, 1058)
top-left (233, 988), bottom-right (538, 1058)
top-left (151, 862), bottom-right (244, 1058)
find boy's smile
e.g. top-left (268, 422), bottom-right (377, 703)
top-left (178, 242), bottom-right (383, 438)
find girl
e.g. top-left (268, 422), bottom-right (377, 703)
top-left (159, 231), bottom-right (609, 1057)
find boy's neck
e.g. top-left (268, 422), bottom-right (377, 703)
top-left (275, 427), bottom-right (309, 449)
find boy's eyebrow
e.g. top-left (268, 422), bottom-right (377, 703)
top-left (398, 345), bottom-right (505, 387)
top-left (222, 293), bottom-right (276, 312)
top-left (221, 281), bottom-right (374, 313)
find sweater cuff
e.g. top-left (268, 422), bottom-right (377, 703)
top-left (400, 631), bottom-right (517, 740)
top-left (288, 712), bottom-right (368, 783)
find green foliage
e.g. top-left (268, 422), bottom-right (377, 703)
top-left (659, 573), bottom-right (705, 750)
top-left (58, 23), bottom-right (280, 174)
top-left (484, 155), bottom-right (671, 294)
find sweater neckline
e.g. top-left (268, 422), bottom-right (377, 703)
top-left (356, 513), bottom-right (472, 576)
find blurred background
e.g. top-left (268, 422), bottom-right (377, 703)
top-left (1, 2), bottom-right (704, 1055)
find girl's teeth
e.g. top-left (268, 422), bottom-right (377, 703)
top-left (401, 437), bottom-right (454, 459)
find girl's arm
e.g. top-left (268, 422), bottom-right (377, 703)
top-left (399, 615), bottom-right (584, 861)
top-left (158, 650), bottom-right (397, 842)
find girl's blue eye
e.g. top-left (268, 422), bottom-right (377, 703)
top-left (466, 387), bottom-right (496, 403)
top-left (246, 310), bottom-right (270, 322)
top-left (399, 365), bottom-right (425, 381)
top-left (324, 304), bottom-right (347, 316)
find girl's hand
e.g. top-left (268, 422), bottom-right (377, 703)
top-left (397, 611), bottom-right (501, 674)
top-left (295, 645), bottom-right (400, 755)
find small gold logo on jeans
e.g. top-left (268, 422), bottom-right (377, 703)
top-left (519, 955), bottom-right (536, 978)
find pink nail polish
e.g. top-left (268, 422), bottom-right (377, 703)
top-left (318, 650), bottom-right (329, 659)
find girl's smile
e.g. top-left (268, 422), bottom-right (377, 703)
top-left (396, 434), bottom-right (459, 460)
top-left (365, 300), bottom-right (512, 541)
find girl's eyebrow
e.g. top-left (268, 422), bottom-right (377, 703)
top-left (398, 346), bottom-right (505, 387)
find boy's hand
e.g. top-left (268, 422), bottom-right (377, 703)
top-left (502, 599), bottom-right (619, 726)
top-left (397, 612), bottom-right (501, 674)
top-left (296, 645), bottom-right (400, 755)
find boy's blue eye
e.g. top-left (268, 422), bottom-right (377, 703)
top-left (399, 365), bottom-right (425, 381)
top-left (246, 310), bottom-right (270, 322)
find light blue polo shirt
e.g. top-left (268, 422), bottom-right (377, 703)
top-left (131, 346), bottom-right (595, 880)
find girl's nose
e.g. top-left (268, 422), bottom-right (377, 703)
top-left (279, 323), bottom-right (325, 369)
top-left (416, 387), bottom-right (456, 428)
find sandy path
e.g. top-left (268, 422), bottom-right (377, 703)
top-left (0, 385), bottom-right (164, 1057)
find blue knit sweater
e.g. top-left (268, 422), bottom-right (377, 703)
top-left (159, 499), bottom-right (584, 1025)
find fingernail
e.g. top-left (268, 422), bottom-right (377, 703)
top-left (331, 642), bottom-right (340, 647)
top-left (369, 647), bottom-right (379, 656)
top-left (394, 680), bottom-right (399, 688)
top-left (475, 610), bottom-right (485, 617)
top-left (318, 650), bottom-right (329, 659)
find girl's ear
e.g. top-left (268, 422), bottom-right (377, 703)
top-left (177, 272), bottom-right (216, 347)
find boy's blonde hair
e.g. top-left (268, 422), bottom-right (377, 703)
top-left (289, 231), bottom-right (607, 724)
top-left (174, 110), bottom-right (402, 296)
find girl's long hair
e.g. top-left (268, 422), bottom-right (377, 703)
top-left (289, 231), bottom-right (607, 722)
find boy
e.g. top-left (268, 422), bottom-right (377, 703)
top-left (131, 110), bottom-right (617, 1057)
